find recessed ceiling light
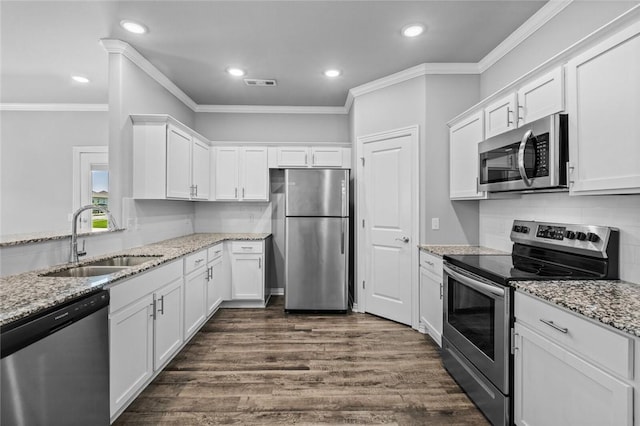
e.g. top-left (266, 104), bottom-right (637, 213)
top-left (120, 20), bottom-right (148, 34)
top-left (71, 75), bottom-right (90, 84)
top-left (324, 69), bottom-right (341, 78)
top-left (227, 67), bottom-right (246, 77)
top-left (402, 24), bottom-right (425, 38)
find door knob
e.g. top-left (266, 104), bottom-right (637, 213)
top-left (396, 236), bottom-right (410, 243)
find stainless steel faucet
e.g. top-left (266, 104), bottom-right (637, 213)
top-left (70, 205), bottom-right (118, 263)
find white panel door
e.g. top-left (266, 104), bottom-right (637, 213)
top-left (566, 22), bottom-right (640, 195)
top-left (277, 147), bottom-right (309, 167)
top-left (231, 254), bottom-right (263, 300)
top-left (362, 134), bottom-right (413, 325)
top-left (484, 93), bottom-right (517, 138)
top-left (311, 147), bottom-right (343, 167)
top-left (241, 147), bottom-right (268, 201)
top-left (153, 279), bottom-right (183, 370)
top-left (514, 323), bottom-right (633, 426)
top-left (191, 138), bottom-right (210, 200)
top-left (184, 269), bottom-right (207, 340)
top-left (166, 125), bottom-right (192, 199)
top-left (215, 147), bottom-right (240, 200)
top-left (449, 111), bottom-right (485, 200)
top-left (517, 66), bottom-right (564, 126)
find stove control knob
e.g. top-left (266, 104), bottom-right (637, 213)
top-left (513, 225), bottom-right (522, 233)
top-left (576, 232), bottom-right (587, 241)
top-left (521, 226), bottom-right (529, 234)
top-left (587, 232), bottom-right (600, 243)
top-left (564, 230), bottom-right (576, 240)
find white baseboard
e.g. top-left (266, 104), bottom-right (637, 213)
top-left (270, 287), bottom-right (284, 296)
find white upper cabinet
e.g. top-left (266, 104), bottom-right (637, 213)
top-left (269, 146), bottom-right (351, 168)
top-left (517, 66), bottom-right (564, 126)
top-left (484, 93), bottom-right (518, 138)
top-left (484, 66), bottom-right (564, 138)
top-left (132, 115), bottom-right (211, 201)
top-left (449, 111), bottom-right (486, 200)
top-left (213, 147), bottom-right (269, 201)
top-left (566, 21), bottom-right (640, 195)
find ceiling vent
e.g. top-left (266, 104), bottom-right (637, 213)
top-left (244, 78), bottom-right (277, 87)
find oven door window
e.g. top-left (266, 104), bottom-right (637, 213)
top-left (448, 279), bottom-right (495, 359)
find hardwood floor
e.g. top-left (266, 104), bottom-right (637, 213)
top-left (115, 296), bottom-right (489, 425)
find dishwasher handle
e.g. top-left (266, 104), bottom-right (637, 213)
top-left (1, 290), bottom-right (109, 359)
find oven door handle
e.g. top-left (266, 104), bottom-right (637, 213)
top-left (517, 129), bottom-right (533, 187)
top-left (444, 264), bottom-right (505, 297)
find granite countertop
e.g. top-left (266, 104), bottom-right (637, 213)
top-left (0, 233), bottom-right (270, 327)
top-left (513, 280), bottom-right (640, 338)
top-left (418, 244), bottom-right (507, 257)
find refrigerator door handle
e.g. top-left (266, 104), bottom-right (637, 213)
top-left (341, 178), bottom-right (347, 217)
top-left (341, 219), bottom-right (345, 254)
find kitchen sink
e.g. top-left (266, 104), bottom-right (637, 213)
top-left (83, 255), bottom-right (160, 267)
top-left (41, 266), bottom-right (130, 278)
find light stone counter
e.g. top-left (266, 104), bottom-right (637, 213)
top-left (0, 233), bottom-right (270, 327)
top-left (513, 280), bottom-right (640, 338)
top-left (418, 244), bottom-right (507, 257)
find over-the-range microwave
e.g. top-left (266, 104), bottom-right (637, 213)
top-left (478, 113), bottom-right (568, 193)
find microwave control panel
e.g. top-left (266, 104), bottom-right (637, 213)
top-left (532, 133), bottom-right (549, 177)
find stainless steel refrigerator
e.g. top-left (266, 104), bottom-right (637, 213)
top-left (285, 169), bottom-right (349, 311)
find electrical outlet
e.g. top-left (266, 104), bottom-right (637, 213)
top-left (432, 218), bottom-right (440, 230)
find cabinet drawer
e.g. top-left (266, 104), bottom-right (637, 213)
top-left (231, 241), bottom-right (263, 254)
top-left (207, 243), bottom-right (223, 261)
top-left (419, 251), bottom-right (443, 280)
top-left (109, 260), bottom-right (182, 313)
top-left (184, 250), bottom-right (207, 274)
top-left (515, 291), bottom-right (633, 379)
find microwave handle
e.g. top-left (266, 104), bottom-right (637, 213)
top-left (517, 129), bottom-right (533, 187)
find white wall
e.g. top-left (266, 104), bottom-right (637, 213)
top-left (0, 111), bottom-right (108, 236)
top-left (353, 75), bottom-right (480, 244)
top-left (481, 1), bottom-right (638, 97)
top-left (195, 112), bottom-right (349, 142)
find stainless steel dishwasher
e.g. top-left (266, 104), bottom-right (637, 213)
top-left (1, 290), bottom-right (110, 425)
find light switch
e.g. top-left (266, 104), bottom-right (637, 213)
top-left (432, 218), bottom-right (440, 230)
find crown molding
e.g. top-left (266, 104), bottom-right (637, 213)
top-left (0, 103), bottom-right (108, 112)
top-left (196, 104), bottom-right (348, 114)
top-left (100, 39), bottom-right (198, 112)
top-left (347, 63), bottom-right (480, 102)
top-left (477, 0), bottom-right (573, 73)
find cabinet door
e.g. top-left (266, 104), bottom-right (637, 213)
top-left (154, 279), bottom-right (183, 370)
top-left (449, 111), bottom-right (486, 200)
top-left (207, 256), bottom-right (225, 314)
top-left (241, 147), bottom-right (269, 201)
top-left (311, 147), bottom-right (343, 167)
top-left (419, 267), bottom-right (443, 347)
top-left (277, 147), bottom-right (309, 167)
top-left (184, 268), bottom-right (207, 340)
top-left (514, 323), bottom-right (633, 426)
top-left (109, 294), bottom-right (154, 417)
top-left (566, 22), bottom-right (640, 195)
top-left (484, 93), bottom-right (517, 138)
top-left (166, 125), bottom-right (192, 199)
top-left (191, 137), bottom-right (210, 200)
top-left (517, 66), bottom-right (564, 126)
top-left (231, 254), bottom-right (264, 299)
top-left (215, 147), bottom-right (240, 200)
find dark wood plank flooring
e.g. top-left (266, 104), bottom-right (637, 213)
top-left (115, 296), bottom-right (489, 425)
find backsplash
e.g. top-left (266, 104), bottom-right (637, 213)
top-left (479, 193), bottom-right (640, 283)
top-left (195, 202), bottom-right (271, 233)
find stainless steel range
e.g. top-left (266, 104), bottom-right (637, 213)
top-left (442, 220), bottom-right (619, 426)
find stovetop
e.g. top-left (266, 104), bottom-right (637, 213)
top-left (444, 253), bottom-right (603, 286)
top-left (444, 220), bottom-right (619, 286)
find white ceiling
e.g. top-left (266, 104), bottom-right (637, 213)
top-left (0, 1), bottom-right (547, 107)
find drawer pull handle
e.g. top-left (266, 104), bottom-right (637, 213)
top-left (425, 261), bottom-right (434, 266)
top-left (540, 319), bottom-right (568, 334)
top-left (241, 246), bottom-right (253, 250)
top-left (195, 258), bottom-right (205, 264)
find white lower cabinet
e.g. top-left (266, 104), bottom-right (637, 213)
top-left (230, 241), bottom-right (265, 301)
top-left (419, 251), bottom-right (443, 346)
top-left (206, 243), bottom-right (228, 314)
top-left (514, 291), bottom-right (634, 426)
top-left (109, 260), bottom-right (183, 419)
top-left (183, 250), bottom-right (208, 340)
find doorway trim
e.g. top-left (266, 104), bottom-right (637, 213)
top-left (355, 125), bottom-right (420, 329)
top-left (72, 146), bottom-right (108, 231)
